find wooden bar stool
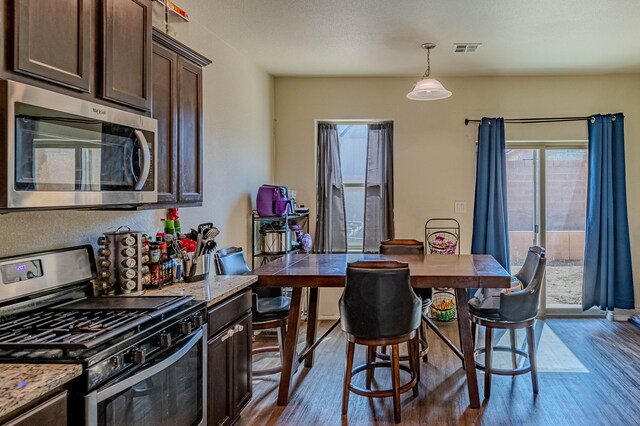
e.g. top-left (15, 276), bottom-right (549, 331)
top-left (340, 261), bottom-right (421, 424)
top-left (379, 239), bottom-right (430, 364)
top-left (469, 246), bottom-right (546, 398)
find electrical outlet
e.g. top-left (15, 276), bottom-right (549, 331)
top-left (454, 201), bottom-right (466, 214)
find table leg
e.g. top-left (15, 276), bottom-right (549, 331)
top-left (455, 288), bottom-right (481, 409)
top-left (305, 287), bottom-right (319, 368)
top-left (277, 287), bottom-right (303, 406)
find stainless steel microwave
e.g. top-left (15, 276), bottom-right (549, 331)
top-left (1, 80), bottom-right (157, 209)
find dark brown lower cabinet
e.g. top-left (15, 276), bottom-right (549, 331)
top-left (207, 291), bottom-right (252, 426)
top-left (4, 391), bottom-right (67, 426)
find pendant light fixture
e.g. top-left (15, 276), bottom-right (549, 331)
top-left (406, 43), bottom-right (452, 101)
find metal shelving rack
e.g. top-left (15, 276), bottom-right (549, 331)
top-left (251, 211), bottom-right (310, 269)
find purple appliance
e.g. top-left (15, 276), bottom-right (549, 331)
top-left (257, 184), bottom-right (290, 217)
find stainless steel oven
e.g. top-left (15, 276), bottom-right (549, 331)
top-left (85, 325), bottom-right (207, 426)
top-left (2, 80), bottom-right (157, 209)
top-left (0, 246), bottom-right (207, 426)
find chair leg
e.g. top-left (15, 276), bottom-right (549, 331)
top-left (509, 328), bottom-right (518, 369)
top-left (457, 316), bottom-right (466, 369)
top-left (484, 326), bottom-right (493, 399)
top-left (420, 320), bottom-right (429, 362)
top-left (408, 335), bottom-right (419, 396)
top-left (342, 341), bottom-right (355, 415)
top-left (390, 344), bottom-right (402, 424)
top-left (471, 321), bottom-right (477, 350)
top-left (366, 345), bottom-right (375, 389)
top-left (278, 323), bottom-right (287, 368)
top-left (526, 325), bottom-right (539, 394)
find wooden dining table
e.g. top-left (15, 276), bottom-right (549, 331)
top-left (251, 253), bottom-right (511, 409)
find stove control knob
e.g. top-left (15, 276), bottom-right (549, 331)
top-left (181, 321), bottom-right (192, 335)
top-left (128, 348), bottom-right (146, 365)
top-left (159, 332), bottom-right (172, 348)
top-left (193, 315), bottom-right (204, 328)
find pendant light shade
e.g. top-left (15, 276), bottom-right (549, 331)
top-left (406, 43), bottom-right (451, 101)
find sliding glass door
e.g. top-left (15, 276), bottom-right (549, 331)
top-left (506, 142), bottom-right (591, 315)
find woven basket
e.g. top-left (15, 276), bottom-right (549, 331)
top-left (427, 231), bottom-right (458, 255)
top-left (429, 290), bottom-right (457, 322)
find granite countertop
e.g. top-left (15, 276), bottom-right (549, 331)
top-left (0, 363), bottom-right (82, 419)
top-left (144, 274), bottom-right (258, 306)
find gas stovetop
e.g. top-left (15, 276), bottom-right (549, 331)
top-left (0, 295), bottom-right (200, 362)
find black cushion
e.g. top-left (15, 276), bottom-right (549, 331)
top-left (340, 261), bottom-right (421, 339)
top-left (253, 295), bottom-right (291, 321)
top-left (468, 296), bottom-right (501, 321)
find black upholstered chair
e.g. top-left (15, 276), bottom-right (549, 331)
top-left (469, 246), bottom-right (546, 398)
top-left (379, 239), bottom-right (431, 361)
top-left (340, 261), bottom-right (421, 424)
top-left (215, 247), bottom-right (291, 377)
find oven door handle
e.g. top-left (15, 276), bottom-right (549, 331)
top-left (85, 328), bottom-right (203, 424)
top-left (133, 129), bottom-right (151, 191)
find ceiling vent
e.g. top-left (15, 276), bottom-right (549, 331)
top-left (453, 43), bottom-right (481, 53)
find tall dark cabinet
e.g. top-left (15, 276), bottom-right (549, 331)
top-left (151, 42), bottom-right (179, 203)
top-left (151, 29), bottom-right (210, 207)
top-left (13, 0), bottom-right (93, 91)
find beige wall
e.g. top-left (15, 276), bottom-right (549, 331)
top-left (169, 7), bottom-right (274, 253)
top-left (0, 11), bottom-right (273, 264)
top-left (273, 75), bottom-right (640, 317)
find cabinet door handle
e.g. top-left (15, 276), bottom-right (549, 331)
top-left (221, 328), bottom-right (235, 342)
top-left (233, 324), bottom-right (244, 333)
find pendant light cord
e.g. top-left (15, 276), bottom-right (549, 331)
top-left (421, 47), bottom-right (432, 79)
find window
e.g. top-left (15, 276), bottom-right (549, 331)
top-left (316, 120), bottom-right (393, 253)
top-left (337, 124), bottom-right (368, 251)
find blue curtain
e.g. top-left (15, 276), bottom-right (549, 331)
top-left (471, 118), bottom-right (510, 274)
top-left (583, 113), bottom-right (635, 311)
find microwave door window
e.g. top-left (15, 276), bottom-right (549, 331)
top-left (15, 115), bottom-right (103, 191)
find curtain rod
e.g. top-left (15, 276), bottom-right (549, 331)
top-left (464, 116), bottom-right (592, 126)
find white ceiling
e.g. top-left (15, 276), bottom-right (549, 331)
top-left (189, 0), bottom-right (640, 77)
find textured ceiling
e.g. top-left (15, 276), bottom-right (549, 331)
top-left (185, 0), bottom-right (640, 77)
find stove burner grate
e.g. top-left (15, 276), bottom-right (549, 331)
top-left (0, 309), bottom-right (150, 350)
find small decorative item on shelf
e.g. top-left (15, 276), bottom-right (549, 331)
top-left (300, 233), bottom-right (313, 252)
top-left (430, 290), bottom-right (457, 322)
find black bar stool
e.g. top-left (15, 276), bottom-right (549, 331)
top-left (340, 261), bottom-right (421, 424)
top-left (469, 246), bottom-right (546, 398)
top-left (215, 247), bottom-right (290, 377)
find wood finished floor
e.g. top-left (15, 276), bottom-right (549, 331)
top-left (239, 319), bottom-right (640, 426)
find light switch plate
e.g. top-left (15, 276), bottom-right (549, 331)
top-left (454, 201), bottom-right (466, 213)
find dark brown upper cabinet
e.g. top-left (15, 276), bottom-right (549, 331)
top-left (13, 0), bottom-right (93, 92)
top-left (150, 30), bottom-right (211, 208)
top-left (152, 42), bottom-right (179, 204)
top-left (177, 56), bottom-right (203, 204)
top-left (102, 0), bottom-right (152, 111)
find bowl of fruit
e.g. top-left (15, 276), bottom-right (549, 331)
top-left (430, 291), bottom-right (457, 322)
